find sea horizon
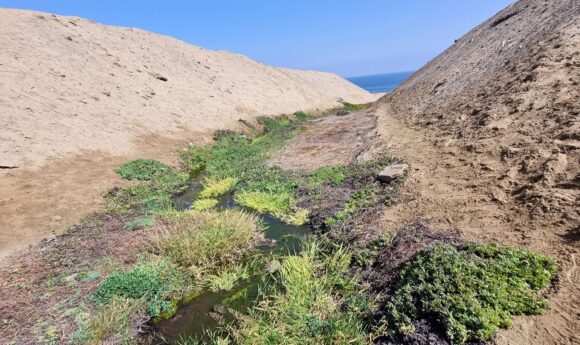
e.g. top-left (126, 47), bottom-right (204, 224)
top-left (347, 70), bottom-right (414, 93)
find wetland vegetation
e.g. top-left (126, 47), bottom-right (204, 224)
top-left (1, 106), bottom-right (557, 345)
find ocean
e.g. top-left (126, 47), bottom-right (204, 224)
top-left (347, 71), bottom-right (413, 93)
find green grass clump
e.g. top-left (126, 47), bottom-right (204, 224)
top-left (115, 159), bottom-right (171, 181)
top-left (191, 198), bottom-right (219, 211)
top-left (235, 191), bottom-right (308, 225)
top-left (154, 209), bottom-right (263, 270)
top-left (308, 165), bottom-right (348, 187)
top-left (230, 241), bottom-right (373, 344)
top-left (92, 260), bottom-right (184, 317)
top-left (203, 264), bottom-right (249, 292)
top-left (199, 177), bottom-right (238, 198)
top-left (85, 297), bottom-right (145, 345)
top-left (386, 243), bottom-right (557, 344)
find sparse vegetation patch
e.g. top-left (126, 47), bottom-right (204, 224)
top-left (115, 159), bottom-right (171, 181)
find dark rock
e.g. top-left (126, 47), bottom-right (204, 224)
top-left (336, 110), bottom-right (350, 116)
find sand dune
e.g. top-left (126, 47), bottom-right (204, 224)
top-left (0, 8), bottom-right (376, 170)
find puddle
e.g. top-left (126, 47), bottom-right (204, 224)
top-left (157, 184), bottom-right (310, 343)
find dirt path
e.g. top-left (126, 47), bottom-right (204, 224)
top-left (268, 111), bottom-right (378, 172)
top-left (0, 130), bottom-right (211, 260)
top-left (274, 110), bottom-right (579, 345)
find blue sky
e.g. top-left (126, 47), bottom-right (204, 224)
top-left (0, 1), bottom-right (513, 77)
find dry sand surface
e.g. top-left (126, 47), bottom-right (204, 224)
top-left (0, 8), bottom-right (378, 257)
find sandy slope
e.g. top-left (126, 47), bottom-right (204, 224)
top-left (0, 9), bottom-right (376, 170)
top-left (0, 8), bottom-right (377, 257)
top-left (372, 0), bottom-right (579, 344)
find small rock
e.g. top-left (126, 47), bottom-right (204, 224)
top-left (264, 259), bottom-right (281, 274)
top-left (489, 187), bottom-right (508, 204)
top-left (377, 164), bottom-right (409, 183)
top-left (64, 273), bottom-right (78, 282)
top-left (213, 305), bottom-right (226, 314)
top-left (554, 139), bottom-right (580, 150)
top-left (336, 110), bottom-right (350, 116)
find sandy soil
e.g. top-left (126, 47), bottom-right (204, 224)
top-left (0, 8), bottom-right (378, 257)
top-left (0, 129), bottom-right (213, 260)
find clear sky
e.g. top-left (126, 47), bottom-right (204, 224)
top-left (0, 0), bottom-right (513, 77)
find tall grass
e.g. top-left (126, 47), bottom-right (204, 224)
top-left (230, 241), bottom-right (374, 344)
top-left (153, 210), bottom-right (264, 270)
top-left (85, 297), bottom-right (146, 345)
top-left (203, 263), bottom-right (250, 292)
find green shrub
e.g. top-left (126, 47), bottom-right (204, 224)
top-left (386, 243), bottom-right (557, 344)
top-left (257, 116), bottom-right (291, 132)
top-left (106, 170), bottom-right (189, 213)
top-left (115, 159), bottom-right (171, 181)
top-left (293, 111), bottom-right (314, 121)
top-left (154, 210), bottom-right (263, 270)
top-left (92, 260), bottom-right (184, 317)
top-left (191, 198), bottom-right (219, 211)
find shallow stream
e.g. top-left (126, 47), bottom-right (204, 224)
top-left (156, 182), bottom-right (310, 343)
